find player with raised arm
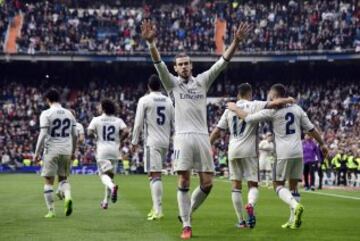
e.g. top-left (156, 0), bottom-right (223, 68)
top-left (141, 19), bottom-right (251, 239)
top-left (227, 83), bottom-right (329, 229)
top-left (88, 99), bottom-right (129, 209)
top-left (210, 83), bottom-right (294, 229)
top-left (34, 89), bottom-right (77, 218)
top-left (132, 74), bottom-right (175, 221)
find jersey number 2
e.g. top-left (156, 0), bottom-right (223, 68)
top-left (285, 112), bottom-right (295, 135)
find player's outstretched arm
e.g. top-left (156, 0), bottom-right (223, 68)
top-left (200, 22), bottom-right (251, 91)
top-left (223, 22), bottom-right (251, 62)
top-left (141, 20), bottom-right (176, 91)
top-left (131, 99), bottom-right (145, 146)
top-left (307, 129), bottom-right (329, 158)
top-left (266, 97), bottom-right (296, 109)
top-left (210, 127), bottom-right (222, 145)
top-left (227, 102), bottom-right (249, 119)
top-left (141, 19), bottom-right (161, 63)
top-left (34, 128), bottom-right (47, 162)
top-left (71, 125), bottom-right (77, 159)
top-left (227, 102), bottom-right (272, 123)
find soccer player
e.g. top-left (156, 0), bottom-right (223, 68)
top-left (34, 89), bottom-right (77, 218)
top-left (132, 74), bottom-right (174, 220)
top-left (88, 99), bottom-right (129, 209)
top-left (259, 132), bottom-right (275, 187)
top-left (56, 109), bottom-right (85, 200)
top-left (227, 83), bottom-right (329, 229)
top-left (141, 19), bottom-right (251, 239)
top-left (210, 83), bottom-right (294, 229)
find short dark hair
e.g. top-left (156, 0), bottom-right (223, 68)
top-left (238, 83), bottom-right (252, 97)
top-left (101, 99), bottom-right (117, 115)
top-left (148, 74), bottom-right (161, 91)
top-left (44, 89), bottom-right (60, 103)
top-left (270, 83), bottom-right (287, 97)
top-left (173, 52), bottom-right (190, 66)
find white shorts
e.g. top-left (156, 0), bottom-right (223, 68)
top-left (97, 159), bottom-right (118, 175)
top-left (173, 133), bottom-right (214, 173)
top-left (144, 146), bottom-right (168, 173)
top-left (273, 158), bottom-right (303, 181)
top-left (41, 153), bottom-right (71, 177)
top-left (229, 157), bottom-right (259, 182)
top-left (259, 159), bottom-right (272, 171)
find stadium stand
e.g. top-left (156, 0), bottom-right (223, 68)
top-left (0, 0), bottom-right (358, 54)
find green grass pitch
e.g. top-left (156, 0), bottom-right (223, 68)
top-left (0, 174), bottom-right (359, 241)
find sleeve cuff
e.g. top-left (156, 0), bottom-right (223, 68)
top-left (222, 56), bottom-right (230, 62)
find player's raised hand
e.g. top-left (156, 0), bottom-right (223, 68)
top-left (141, 19), bottom-right (156, 43)
top-left (320, 145), bottom-right (329, 159)
top-left (233, 22), bottom-right (252, 43)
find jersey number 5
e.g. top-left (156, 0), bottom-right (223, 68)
top-left (157, 106), bottom-right (166, 125)
top-left (285, 112), bottom-right (295, 135)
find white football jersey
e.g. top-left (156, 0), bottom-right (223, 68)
top-left (217, 99), bottom-right (267, 160)
top-left (258, 139), bottom-right (275, 162)
top-left (245, 104), bottom-right (315, 159)
top-left (76, 122), bottom-right (85, 138)
top-left (154, 57), bottom-right (228, 134)
top-left (132, 91), bottom-right (174, 148)
top-left (39, 103), bottom-right (76, 155)
top-left (88, 114), bottom-right (127, 160)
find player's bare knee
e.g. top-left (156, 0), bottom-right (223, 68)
top-left (151, 172), bottom-right (162, 179)
top-left (232, 180), bottom-right (242, 190)
top-left (273, 181), bottom-right (285, 191)
top-left (45, 176), bottom-right (55, 185)
top-left (58, 176), bottom-right (67, 182)
top-left (248, 181), bottom-right (258, 188)
top-left (105, 171), bottom-right (114, 179)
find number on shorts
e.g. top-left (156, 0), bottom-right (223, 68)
top-left (156, 106), bottom-right (166, 125)
top-left (50, 118), bottom-right (71, 137)
top-left (103, 125), bottom-right (116, 141)
top-left (285, 112), bottom-right (295, 135)
top-left (232, 116), bottom-right (246, 137)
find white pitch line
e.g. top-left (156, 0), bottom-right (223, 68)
top-left (301, 191), bottom-right (360, 201)
top-left (215, 179), bottom-right (360, 200)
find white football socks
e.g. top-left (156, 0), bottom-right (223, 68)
top-left (289, 191), bottom-right (301, 222)
top-left (190, 186), bottom-right (211, 214)
top-left (232, 189), bottom-right (244, 222)
top-left (150, 177), bottom-right (163, 215)
top-left (248, 187), bottom-right (259, 207)
top-left (104, 187), bottom-right (111, 203)
top-left (44, 184), bottom-right (55, 212)
top-left (59, 180), bottom-right (71, 200)
top-left (178, 187), bottom-right (191, 227)
top-left (100, 174), bottom-right (115, 190)
top-left (276, 186), bottom-right (298, 209)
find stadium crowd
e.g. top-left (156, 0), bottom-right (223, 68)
top-left (0, 0), bottom-right (357, 54)
top-left (0, 77), bottom-right (359, 186)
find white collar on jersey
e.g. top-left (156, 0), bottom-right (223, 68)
top-left (50, 103), bottom-right (62, 108)
top-left (178, 75), bottom-right (194, 84)
top-left (236, 99), bottom-right (249, 105)
top-left (150, 91), bottom-right (162, 95)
